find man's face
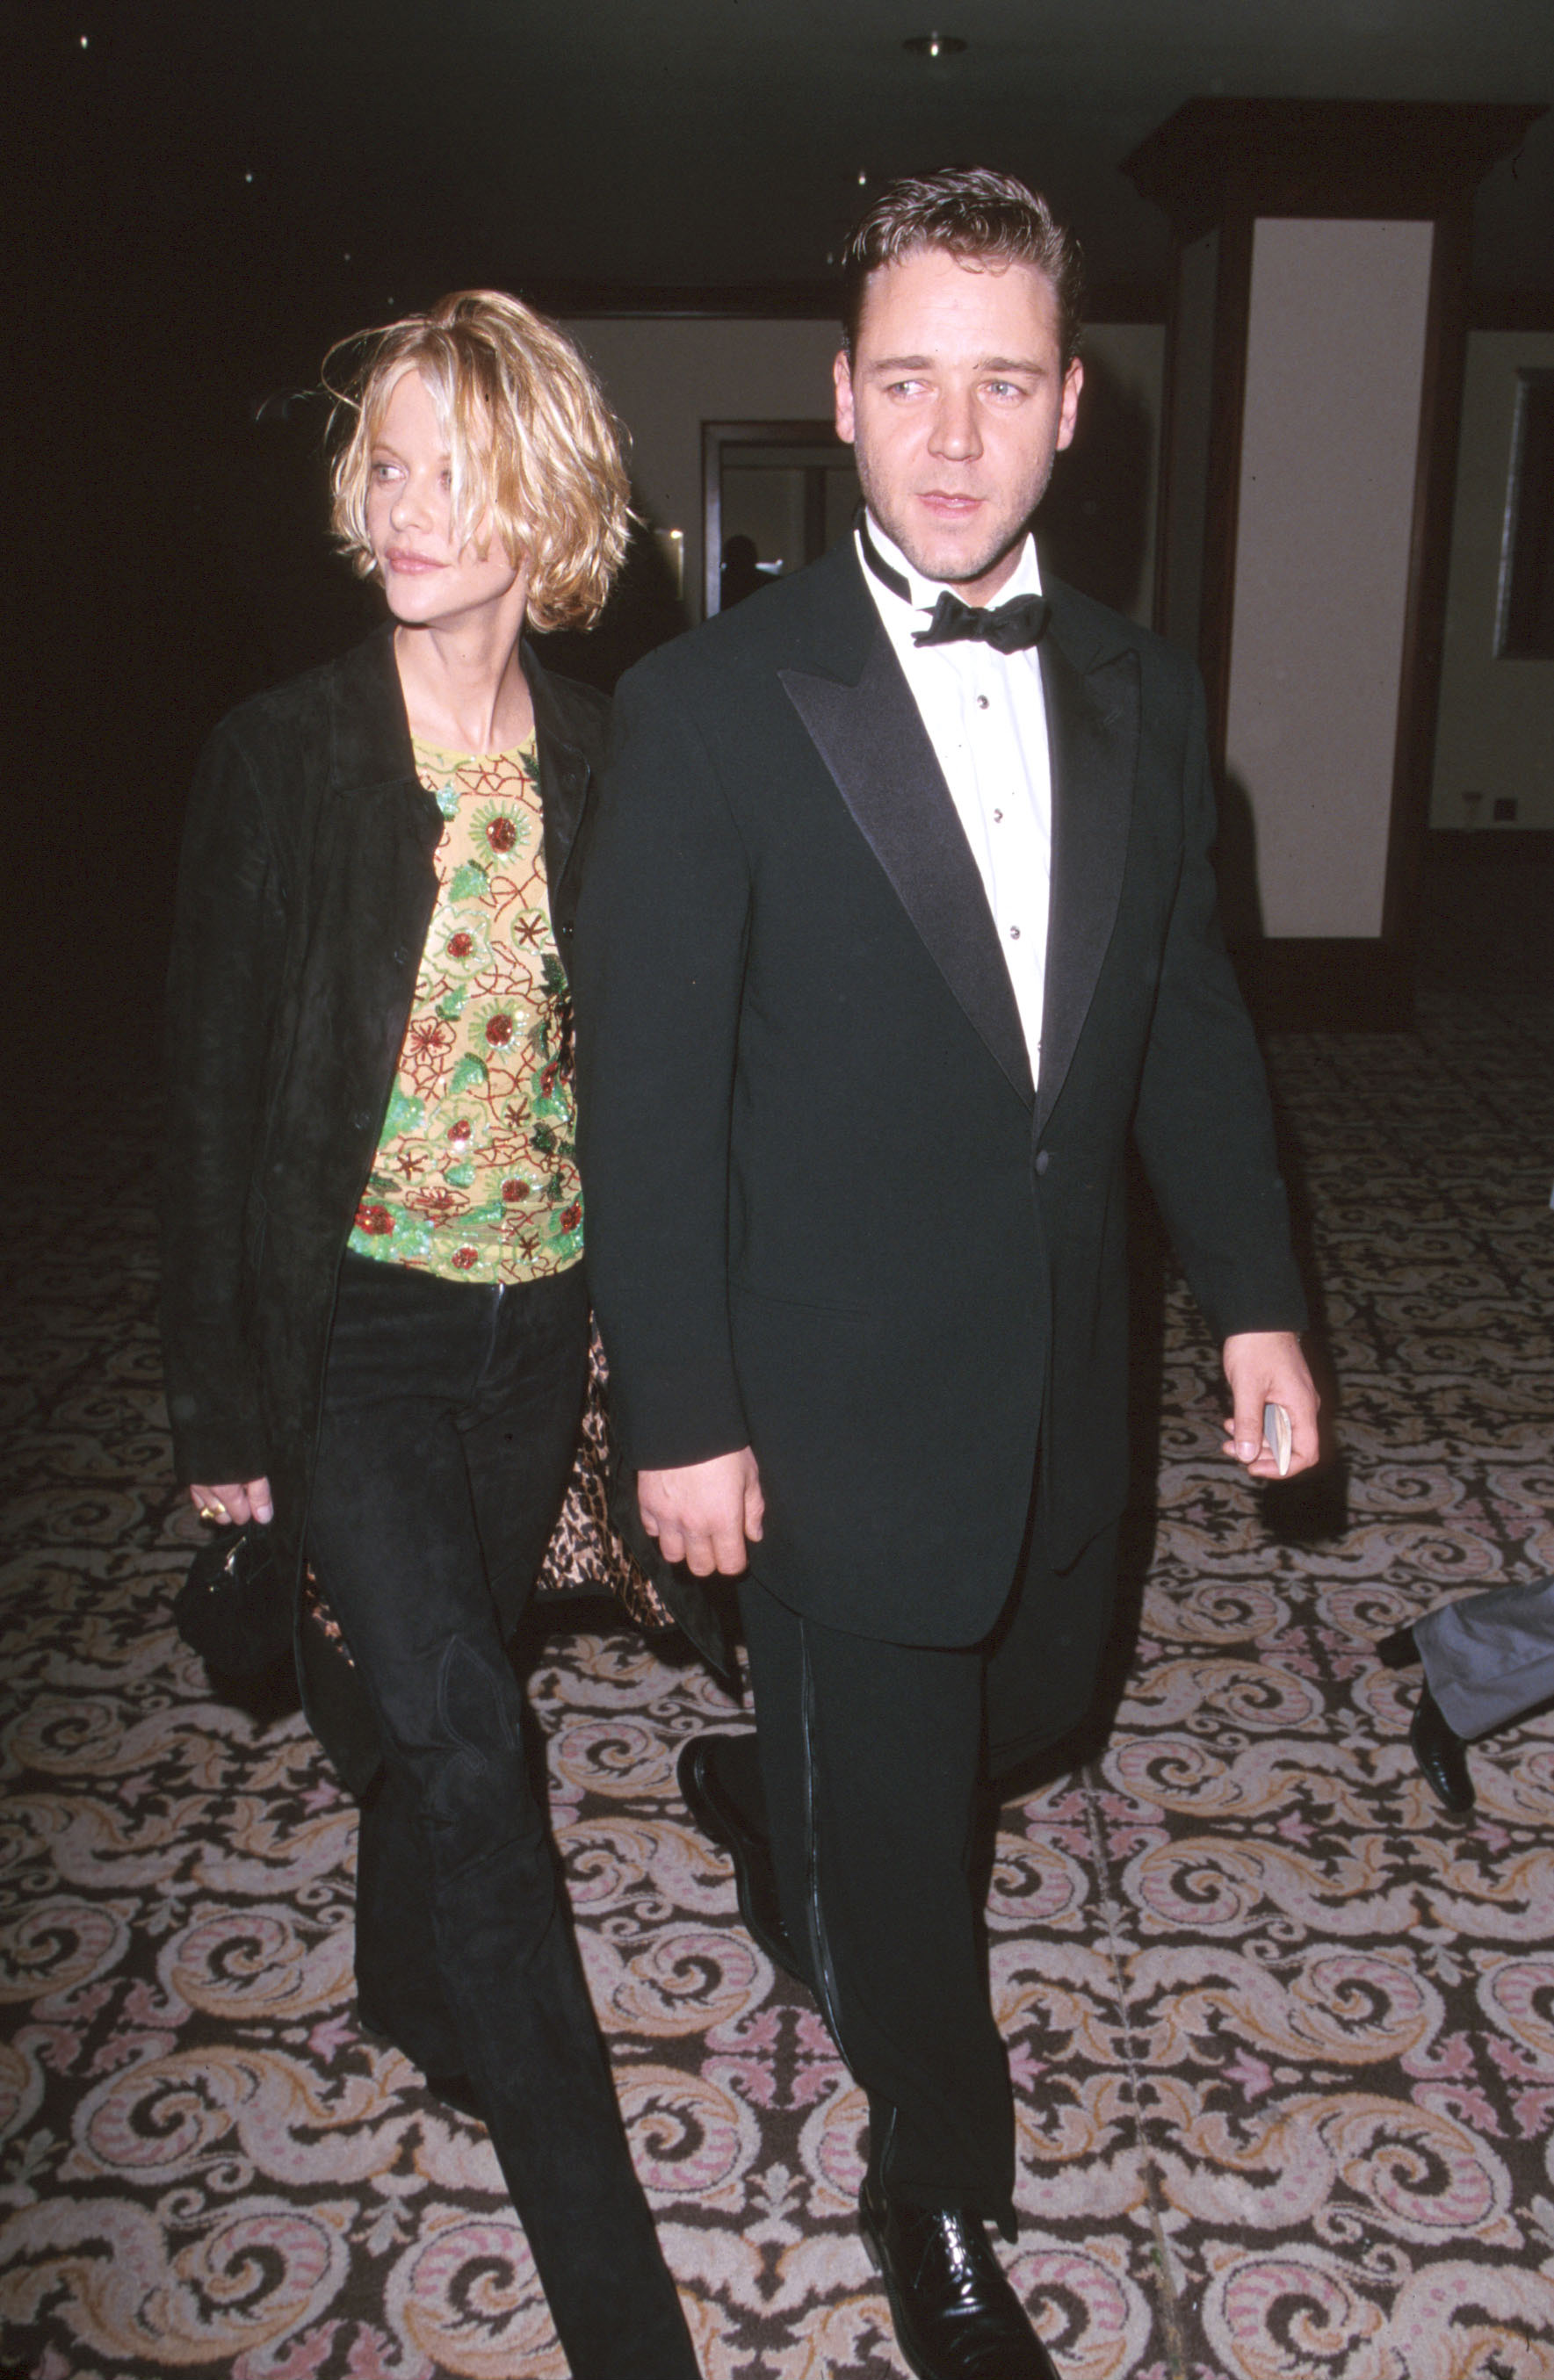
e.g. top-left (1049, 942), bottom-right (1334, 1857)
top-left (835, 244), bottom-right (1082, 604)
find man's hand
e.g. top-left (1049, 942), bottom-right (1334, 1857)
top-left (1220, 1332), bottom-right (1320, 1479)
top-left (638, 1448), bottom-right (764, 1576)
top-left (189, 1477), bottom-right (274, 1526)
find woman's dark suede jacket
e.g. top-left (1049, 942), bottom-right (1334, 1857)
top-left (160, 624), bottom-right (723, 1784)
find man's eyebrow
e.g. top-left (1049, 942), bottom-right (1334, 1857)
top-left (864, 352), bottom-right (1047, 374)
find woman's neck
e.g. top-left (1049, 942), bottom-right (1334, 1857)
top-left (393, 607), bottom-right (535, 754)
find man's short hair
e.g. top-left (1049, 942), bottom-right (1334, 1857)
top-left (840, 168), bottom-right (1084, 368)
top-left (326, 290), bottom-right (631, 633)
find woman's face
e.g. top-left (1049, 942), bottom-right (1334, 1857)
top-left (365, 367), bottom-right (528, 627)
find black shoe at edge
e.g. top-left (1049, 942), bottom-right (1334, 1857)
top-left (1411, 1684), bottom-right (1475, 1817)
top-left (676, 1732), bottom-right (802, 1979)
top-left (860, 2176), bottom-right (1059, 2380)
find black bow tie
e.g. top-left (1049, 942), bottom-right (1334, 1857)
top-left (912, 588), bottom-right (1051, 653)
top-left (857, 510), bottom-right (1049, 656)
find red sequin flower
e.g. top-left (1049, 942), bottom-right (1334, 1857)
top-left (447, 930), bottom-right (474, 958)
top-left (485, 815), bottom-right (518, 854)
top-left (451, 1246), bottom-right (480, 1270)
top-left (356, 1204), bottom-right (394, 1236)
top-left (485, 1013), bottom-right (515, 1047)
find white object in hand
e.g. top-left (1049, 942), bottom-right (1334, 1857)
top-left (1263, 1402), bottom-right (1292, 1477)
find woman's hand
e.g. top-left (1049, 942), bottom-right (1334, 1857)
top-left (189, 1478), bottom-right (274, 1526)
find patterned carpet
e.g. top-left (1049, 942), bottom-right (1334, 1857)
top-left (4, 948), bottom-right (1553, 2378)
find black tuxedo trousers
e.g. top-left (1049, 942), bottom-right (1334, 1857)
top-left (735, 1516), bottom-right (1120, 2222)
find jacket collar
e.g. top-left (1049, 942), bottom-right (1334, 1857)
top-left (324, 622), bottom-right (601, 902)
top-left (777, 542), bottom-right (1140, 1125)
top-left (782, 532), bottom-right (885, 688)
top-left (524, 635), bottom-right (600, 906)
top-left (1034, 585), bottom-right (1139, 1136)
top-left (780, 555), bottom-right (1034, 1107)
top-left (327, 621), bottom-right (419, 797)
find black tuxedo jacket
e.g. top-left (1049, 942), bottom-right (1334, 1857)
top-left (572, 537), bottom-right (1305, 1647)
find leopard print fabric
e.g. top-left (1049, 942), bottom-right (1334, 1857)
top-left (533, 1318), bottom-right (674, 1628)
top-left (301, 1318), bottom-right (673, 1652)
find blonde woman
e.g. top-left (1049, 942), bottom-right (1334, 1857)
top-left (160, 292), bottom-right (699, 2378)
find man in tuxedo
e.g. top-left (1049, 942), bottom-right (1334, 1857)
top-left (572, 169), bottom-right (1319, 2380)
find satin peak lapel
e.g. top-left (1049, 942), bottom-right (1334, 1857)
top-left (780, 635), bottom-right (1034, 1108)
top-left (1036, 631), bottom-right (1140, 1136)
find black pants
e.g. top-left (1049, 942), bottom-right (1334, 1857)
top-left (736, 1516), bottom-right (1118, 2230)
top-left (307, 1251), bottom-right (696, 2380)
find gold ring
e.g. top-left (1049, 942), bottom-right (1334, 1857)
top-left (199, 1506), bottom-right (222, 1522)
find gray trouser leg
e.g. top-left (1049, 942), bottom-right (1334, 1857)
top-left (1416, 1576), bottom-right (1554, 1740)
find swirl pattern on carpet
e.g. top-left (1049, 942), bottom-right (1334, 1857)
top-left (3, 970), bottom-right (1552, 2376)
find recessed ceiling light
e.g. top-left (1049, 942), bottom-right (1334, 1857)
top-left (903, 32), bottom-right (966, 59)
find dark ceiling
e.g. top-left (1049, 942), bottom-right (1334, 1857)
top-left (20, 0), bottom-right (1554, 395)
top-left (9, 0), bottom-right (1553, 1042)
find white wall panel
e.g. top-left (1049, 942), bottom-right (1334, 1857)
top-left (1225, 217), bottom-right (1435, 937)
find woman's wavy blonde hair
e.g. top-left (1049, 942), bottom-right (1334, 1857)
top-left (326, 290), bottom-right (631, 632)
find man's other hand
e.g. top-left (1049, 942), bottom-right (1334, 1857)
top-left (1220, 1331), bottom-right (1320, 1478)
top-left (638, 1449), bottom-right (764, 1576)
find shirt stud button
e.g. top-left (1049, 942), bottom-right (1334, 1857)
top-left (1008, 925), bottom-right (1022, 941)
top-left (976, 694), bottom-right (989, 710)
top-left (993, 808), bottom-right (1003, 822)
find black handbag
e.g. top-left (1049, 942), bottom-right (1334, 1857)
top-left (172, 1523), bottom-right (294, 1678)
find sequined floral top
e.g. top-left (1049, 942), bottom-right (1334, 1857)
top-left (347, 739), bottom-right (582, 1284)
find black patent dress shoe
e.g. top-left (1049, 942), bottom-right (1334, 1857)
top-left (1375, 1625), bottom-right (1420, 1670)
top-left (676, 1734), bottom-right (801, 1977)
top-left (356, 2001), bottom-right (484, 2119)
top-left (1411, 1685), bottom-right (1475, 1817)
top-left (860, 2176), bottom-right (1059, 2380)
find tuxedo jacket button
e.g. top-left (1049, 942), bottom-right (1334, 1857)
top-left (1035, 1150), bottom-right (1051, 1175)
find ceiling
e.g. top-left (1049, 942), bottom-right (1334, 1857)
top-left (20, 0), bottom-right (1554, 403)
top-left (10, 0), bottom-right (1551, 1013)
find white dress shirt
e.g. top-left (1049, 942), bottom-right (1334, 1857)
top-left (857, 515), bottom-right (1052, 1071)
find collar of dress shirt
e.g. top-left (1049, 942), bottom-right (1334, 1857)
top-left (857, 512), bottom-right (1044, 634)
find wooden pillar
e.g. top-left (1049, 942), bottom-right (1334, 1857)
top-left (1124, 98), bottom-right (1543, 1025)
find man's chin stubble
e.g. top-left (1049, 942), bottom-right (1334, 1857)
top-left (871, 501), bottom-right (1034, 591)
top-left (913, 530), bottom-right (1026, 589)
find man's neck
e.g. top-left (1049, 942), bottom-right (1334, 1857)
top-left (861, 513), bottom-right (1039, 610)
